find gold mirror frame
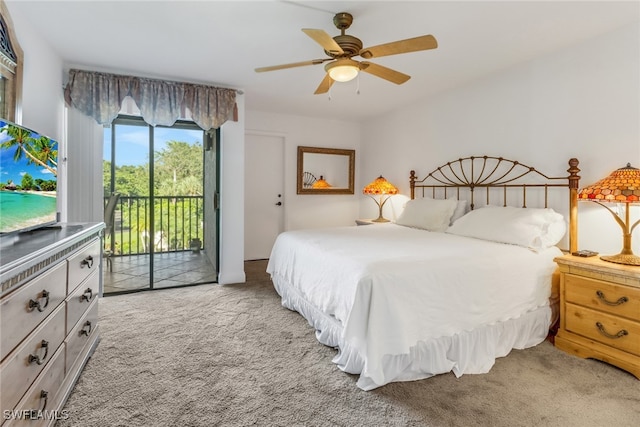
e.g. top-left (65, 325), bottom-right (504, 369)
top-left (297, 146), bottom-right (355, 195)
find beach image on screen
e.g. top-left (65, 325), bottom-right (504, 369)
top-left (0, 119), bottom-right (58, 234)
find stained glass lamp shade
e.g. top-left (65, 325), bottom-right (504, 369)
top-left (311, 175), bottom-right (331, 189)
top-left (363, 175), bottom-right (399, 223)
top-left (578, 163), bottom-right (640, 266)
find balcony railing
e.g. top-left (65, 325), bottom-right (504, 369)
top-left (105, 195), bottom-right (204, 256)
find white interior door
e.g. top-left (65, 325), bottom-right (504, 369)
top-left (244, 133), bottom-right (285, 260)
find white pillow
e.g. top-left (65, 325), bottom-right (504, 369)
top-left (445, 205), bottom-right (566, 251)
top-left (396, 198), bottom-right (458, 232)
top-left (449, 199), bottom-right (468, 224)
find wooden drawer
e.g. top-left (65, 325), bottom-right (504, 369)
top-left (65, 298), bottom-right (98, 374)
top-left (565, 302), bottom-right (640, 357)
top-left (67, 239), bottom-right (101, 294)
top-left (0, 304), bottom-right (65, 414)
top-left (565, 273), bottom-right (640, 320)
top-left (66, 271), bottom-right (99, 335)
top-left (0, 263), bottom-right (67, 362)
top-left (4, 344), bottom-right (66, 427)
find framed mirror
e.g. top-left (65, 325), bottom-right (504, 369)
top-left (297, 146), bottom-right (355, 194)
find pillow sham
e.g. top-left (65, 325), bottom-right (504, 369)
top-left (445, 205), bottom-right (566, 251)
top-left (396, 198), bottom-right (458, 232)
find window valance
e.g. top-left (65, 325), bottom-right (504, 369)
top-left (64, 69), bottom-right (237, 131)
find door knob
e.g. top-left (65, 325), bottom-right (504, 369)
top-left (275, 202), bottom-right (282, 206)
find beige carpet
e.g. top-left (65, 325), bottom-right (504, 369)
top-left (57, 260), bottom-right (640, 427)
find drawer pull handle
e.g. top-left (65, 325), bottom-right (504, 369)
top-left (39, 390), bottom-right (48, 411)
top-left (596, 322), bottom-right (628, 339)
top-left (28, 290), bottom-right (50, 312)
top-left (596, 291), bottom-right (628, 306)
top-left (81, 255), bottom-right (94, 269)
top-left (81, 288), bottom-right (94, 302)
top-left (28, 340), bottom-right (49, 365)
top-left (80, 321), bottom-right (92, 336)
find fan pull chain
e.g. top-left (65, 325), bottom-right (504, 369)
top-left (328, 84), bottom-right (332, 101)
top-left (356, 74), bottom-right (360, 95)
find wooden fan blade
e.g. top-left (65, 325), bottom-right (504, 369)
top-left (302, 29), bottom-right (344, 54)
top-left (359, 34), bottom-right (437, 59)
top-left (314, 74), bottom-right (334, 94)
top-left (255, 58), bottom-right (330, 73)
top-left (360, 62), bottom-right (410, 85)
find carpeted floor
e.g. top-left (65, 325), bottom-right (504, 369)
top-left (57, 260), bottom-right (640, 427)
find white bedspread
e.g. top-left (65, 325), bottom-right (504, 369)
top-left (267, 224), bottom-right (561, 389)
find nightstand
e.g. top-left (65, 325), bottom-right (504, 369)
top-left (554, 254), bottom-right (640, 379)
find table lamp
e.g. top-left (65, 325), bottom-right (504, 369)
top-left (363, 175), bottom-right (399, 223)
top-left (578, 163), bottom-right (640, 266)
top-left (311, 175), bottom-right (331, 189)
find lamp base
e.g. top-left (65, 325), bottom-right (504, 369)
top-left (600, 253), bottom-right (640, 266)
top-left (372, 217), bottom-right (390, 223)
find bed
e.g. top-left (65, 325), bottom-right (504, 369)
top-left (267, 156), bottom-right (581, 390)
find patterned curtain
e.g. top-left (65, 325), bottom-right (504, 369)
top-left (64, 69), bottom-right (237, 131)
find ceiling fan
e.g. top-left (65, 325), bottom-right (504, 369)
top-left (255, 12), bottom-right (438, 94)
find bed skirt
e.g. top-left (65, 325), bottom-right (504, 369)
top-left (271, 272), bottom-right (551, 391)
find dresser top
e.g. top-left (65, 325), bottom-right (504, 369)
top-left (554, 254), bottom-right (640, 281)
top-left (0, 222), bottom-right (104, 296)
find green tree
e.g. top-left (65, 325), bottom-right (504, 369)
top-left (103, 160), bottom-right (112, 197)
top-left (40, 180), bottom-right (56, 191)
top-left (28, 135), bottom-right (58, 169)
top-left (21, 173), bottom-right (34, 190)
top-left (102, 136), bottom-right (205, 254)
top-left (115, 164), bottom-right (149, 196)
top-left (154, 140), bottom-right (203, 196)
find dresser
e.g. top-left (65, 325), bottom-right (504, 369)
top-left (0, 223), bottom-right (104, 426)
top-left (554, 254), bottom-right (640, 379)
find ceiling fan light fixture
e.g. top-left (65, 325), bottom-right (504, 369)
top-left (255, 13), bottom-right (438, 94)
top-left (329, 65), bottom-right (358, 82)
top-left (325, 59), bottom-right (359, 82)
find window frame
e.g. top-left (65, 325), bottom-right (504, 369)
top-left (0, 1), bottom-right (23, 122)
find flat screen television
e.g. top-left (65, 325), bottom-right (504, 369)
top-left (0, 118), bottom-right (60, 235)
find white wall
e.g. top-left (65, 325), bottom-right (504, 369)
top-left (10, 0), bottom-right (638, 277)
top-left (5, 2), bottom-right (67, 219)
top-left (7, 2), bottom-right (247, 285)
top-left (360, 23), bottom-right (640, 255)
top-left (218, 94), bottom-right (246, 284)
top-left (245, 110), bottom-right (361, 230)
top-left (8, 2), bottom-right (105, 226)
top-left (6, 3), bottom-right (64, 140)
top-left (65, 108), bottom-right (103, 223)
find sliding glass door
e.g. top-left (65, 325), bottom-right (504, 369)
top-left (102, 115), bottom-right (218, 294)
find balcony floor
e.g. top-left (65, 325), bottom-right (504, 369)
top-left (103, 251), bottom-right (217, 294)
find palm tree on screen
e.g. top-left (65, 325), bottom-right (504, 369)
top-left (28, 135), bottom-right (58, 170)
top-left (0, 123), bottom-right (57, 176)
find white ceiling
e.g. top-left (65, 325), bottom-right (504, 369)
top-left (6, 1), bottom-right (640, 122)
